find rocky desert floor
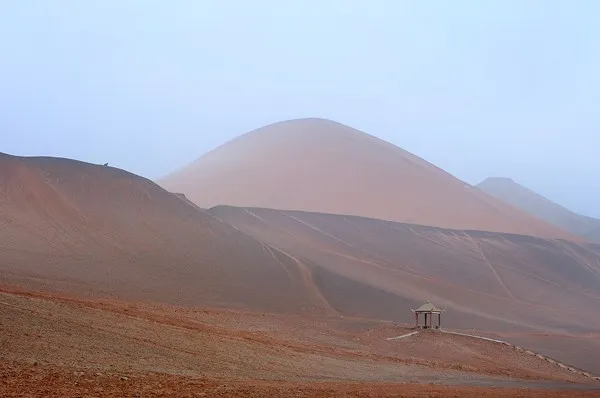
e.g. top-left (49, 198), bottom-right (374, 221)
top-left (1, 287), bottom-right (599, 397)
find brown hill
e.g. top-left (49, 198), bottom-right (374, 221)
top-left (159, 118), bottom-right (577, 240)
top-left (0, 152), bottom-right (328, 313)
top-left (3, 152), bottom-right (600, 375)
top-left (208, 206), bottom-right (600, 373)
top-left (478, 177), bottom-right (600, 243)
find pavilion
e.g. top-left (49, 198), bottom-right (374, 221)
top-left (412, 301), bottom-right (444, 329)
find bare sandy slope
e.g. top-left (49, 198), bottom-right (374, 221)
top-left (0, 152), bottom-right (329, 314)
top-left (1, 290), bottom-right (598, 397)
top-left (208, 206), bottom-right (600, 373)
top-left (2, 152), bottom-right (599, 379)
top-left (159, 118), bottom-right (576, 240)
top-left (479, 177), bottom-right (600, 243)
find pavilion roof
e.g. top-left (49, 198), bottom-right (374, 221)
top-left (414, 301), bottom-right (443, 313)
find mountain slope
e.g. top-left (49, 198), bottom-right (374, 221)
top-left (0, 152), bottom-right (328, 313)
top-left (4, 151), bottom-right (597, 331)
top-left (208, 205), bottom-right (600, 331)
top-left (159, 118), bottom-right (576, 240)
top-left (478, 177), bottom-right (600, 243)
top-left (2, 151), bottom-right (600, 374)
top-left (208, 206), bottom-right (600, 373)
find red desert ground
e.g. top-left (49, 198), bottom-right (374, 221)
top-left (1, 118), bottom-right (600, 397)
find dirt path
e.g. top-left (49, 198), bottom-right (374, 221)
top-left (468, 236), bottom-right (517, 300)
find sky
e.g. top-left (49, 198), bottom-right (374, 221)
top-left (1, 1), bottom-right (599, 217)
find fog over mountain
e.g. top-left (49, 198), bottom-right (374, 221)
top-left (1, 1), bottom-right (599, 217)
top-left (2, 2), bottom-right (600, 393)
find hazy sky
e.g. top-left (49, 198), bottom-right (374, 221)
top-left (1, 1), bottom-right (598, 217)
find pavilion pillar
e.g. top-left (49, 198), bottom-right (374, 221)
top-left (430, 311), bottom-right (433, 329)
top-left (438, 313), bottom-right (441, 329)
top-left (415, 312), bottom-right (418, 328)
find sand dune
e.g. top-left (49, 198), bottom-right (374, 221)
top-left (479, 177), bottom-right (600, 243)
top-left (4, 152), bottom-right (597, 332)
top-left (2, 151), bottom-right (600, 376)
top-left (208, 206), bottom-right (600, 332)
top-left (208, 206), bottom-right (600, 373)
top-left (159, 118), bottom-right (577, 240)
top-left (0, 152), bottom-right (328, 313)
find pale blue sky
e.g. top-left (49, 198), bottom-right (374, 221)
top-left (1, 1), bottom-right (598, 217)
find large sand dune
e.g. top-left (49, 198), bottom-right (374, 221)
top-left (479, 177), bottom-right (600, 243)
top-left (159, 118), bottom-right (577, 240)
top-left (0, 152), bottom-right (328, 313)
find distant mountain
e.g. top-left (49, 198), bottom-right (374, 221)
top-left (477, 177), bottom-right (600, 243)
top-left (159, 118), bottom-right (576, 240)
